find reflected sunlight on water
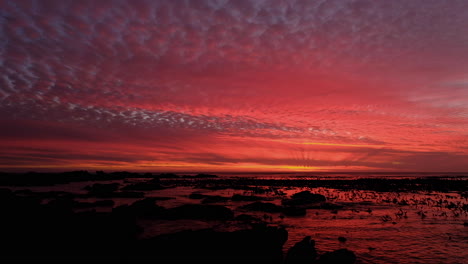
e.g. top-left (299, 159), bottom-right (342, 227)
top-left (5, 173), bottom-right (467, 263)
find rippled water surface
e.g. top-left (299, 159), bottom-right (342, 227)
top-left (143, 185), bottom-right (467, 264)
top-left (6, 173), bottom-right (467, 263)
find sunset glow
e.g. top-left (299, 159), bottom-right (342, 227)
top-left (1, 0), bottom-right (467, 172)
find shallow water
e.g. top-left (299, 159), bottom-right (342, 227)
top-left (3, 174), bottom-right (467, 263)
top-left (141, 182), bottom-right (468, 264)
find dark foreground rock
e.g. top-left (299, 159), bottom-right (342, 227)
top-left (0, 190), bottom-right (286, 263)
top-left (167, 204), bottom-right (234, 220)
top-left (282, 206), bottom-right (307, 216)
top-left (232, 193), bottom-right (265, 201)
top-left (113, 199), bottom-right (234, 221)
top-left (284, 236), bottom-right (317, 264)
top-left (133, 224), bottom-right (288, 263)
top-left (113, 197), bottom-right (166, 217)
top-left (0, 198), bottom-right (142, 262)
top-left (284, 236), bottom-right (356, 264)
top-left (317, 248), bottom-right (356, 264)
top-left (121, 178), bottom-right (167, 191)
top-left (282, 191), bottom-right (326, 206)
top-left (188, 192), bottom-right (230, 203)
top-left (46, 196), bottom-right (115, 211)
top-left (201, 195), bottom-right (230, 203)
top-left (241, 202), bottom-right (283, 213)
top-left (235, 213), bottom-right (262, 222)
top-left (84, 183), bottom-right (144, 198)
top-left (84, 183), bottom-right (120, 195)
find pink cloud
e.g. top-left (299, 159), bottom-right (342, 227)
top-left (0, 0), bottom-right (467, 172)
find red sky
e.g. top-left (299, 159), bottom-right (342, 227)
top-left (1, 0), bottom-right (467, 172)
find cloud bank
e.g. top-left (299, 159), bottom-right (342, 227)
top-left (1, 0), bottom-right (467, 172)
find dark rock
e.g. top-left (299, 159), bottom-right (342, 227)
top-left (240, 202), bottom-right (283, 213)
top-left (84, 183), bottom-right (120, 195)
top-left (284, 236), bottom-right (317, 264)
top-left (0, 191), bottom-right (143, 262)
top-left (0, 188), bottom-right (13, 198)
top-left (111, 191), bottom-right (145, 198)
top-left (201, 195), bottom-right (230, 204)
top-left (189, 193), bottom-right (229, 203)
top-left (74, 200), bottom-right (115, 208)
top-left (193, 173), bottom-right (218, 178)
top-left (43, 195), bottom-right (88, 210)
top-left (157, 173), bottom-right (179, 178)
top-left (149, 196), bottom-right (174, 201)
top-left (113, 198), bottom-right (166, 217)
top-left (121, 180), bottom-right (166, 191)
top-left (17, 190), bottom-right (72, 199)
top-left (133, 224), bottom-right (287, 263)
top-left (167, 204), bottom-right (234, 221)
top-left (109, 171), bottom-right (140, 178)
top-left (317, 248), bottom-right (356, 264)
top-left (188, 192), bottom-right (208, 199)
top-left (235, 214), bottom-right (261, 222)
top-left (320, 202), bottom-right (344, 210)
top-left (282, 191), bottom-right (326, 206)
top-left (291, 191), bottom-right (325, 200)
top-left (45, 196), bottom-right (76, 214)
top-left (282, 206), bottom-right (307, 216)
top-left (83, 181), bottom-right (144, 198)
top-left (232, 194), bottom-right (264, 201)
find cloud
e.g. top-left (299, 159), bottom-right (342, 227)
top-left (0, 0), bottom-right (467, 171)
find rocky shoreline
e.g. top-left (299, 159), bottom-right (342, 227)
top-left (1, 171), bottom-right (467, 263)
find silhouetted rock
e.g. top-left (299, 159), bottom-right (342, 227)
top-left (232, 193), bottom-right (264, 201)
top-left (291, 191), bottom-right (320, 200)
top-left (284, 236), bottom-right (317, 264)
top-left (235, 214), bottom-right (261, 222)
top-left (201, 195), bottom-right (230, 204)
top-left (188, 192), bottom-right (209, 199)
top-left (85, 183), bottom-right (120, 195)
top-left (45, 195), bottom-right (116, 211)
top-left (113, 198), bottom-right (166, 217)
top-left (75, 199), bottom-right (115, 208)
top-left (320, 202), bottom-right (344, 210)
top-left (45, 196), bottom-right (76, 214)
top-left (282, 206), bottom-right (307, 216)
top-left (282, 191), bottom-right (326, 206)
top-left (0, 190), bottom-right (143, 262)
top-left (149, 196), bottom-right (174, 201)
top-left (133, 224), bottom-right (287, 263)
top-left (193, 173), bottom-right (218, 178)
top-left (15, 190), bottom-right (72, 199)
top-left (241, 202), bottom-right (283, 213)
top-left (338, 236), bottom-right (347, 243)
top-left (121, 180), bottom-right (166, 191)
top-left (188, 192), bottom-right (229, 203)
top-left (109, 171), bottom-right (140, 178)
top-left (317, 248), bottom-right (356, 264)
top-left (84, 183), bottom-right (146, 198)
top-left (113, 191), bottom-right (145, 198)
top-left (157, 173), bottom-right (179, 178)
top-left (167, 204), bottom-right (234, 220)
top-left (0, 188), bottom-right (13, 197)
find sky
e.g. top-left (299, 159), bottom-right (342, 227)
top-left (1, 0), bottom-right (468, 173)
